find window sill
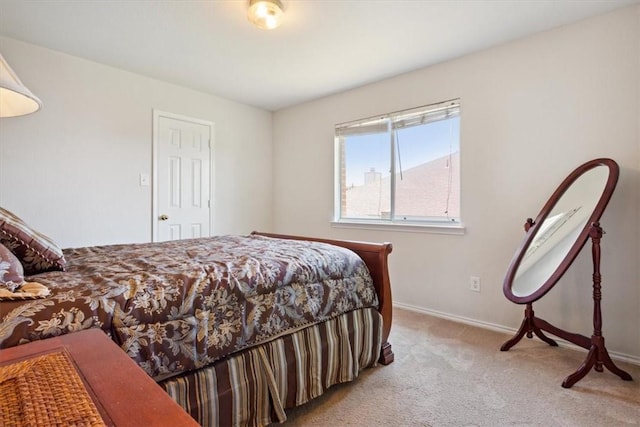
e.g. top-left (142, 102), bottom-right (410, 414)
top-left (330, 220), bottom-right (466, 235)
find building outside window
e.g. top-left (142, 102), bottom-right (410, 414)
top-left (335, 99), bottom-right (460, 227)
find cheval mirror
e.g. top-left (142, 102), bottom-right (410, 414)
top-left (501, 158), bottom-right (633, 388)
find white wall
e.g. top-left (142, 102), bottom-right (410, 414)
top-left (0, 37), bottom-right (273, 248)
top-left (273, 7), bottom-right (640, 359)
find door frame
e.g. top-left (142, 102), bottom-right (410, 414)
top-left (151, 109), bottom-right (215, 242)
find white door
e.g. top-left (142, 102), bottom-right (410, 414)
top-left (153, 111), bottom-right (213, 242)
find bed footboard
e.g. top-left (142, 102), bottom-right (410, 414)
top-left (252, 231), bottom-right (394, 365)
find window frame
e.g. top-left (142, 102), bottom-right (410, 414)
top-left (333, 99), bottom-right (464, 234)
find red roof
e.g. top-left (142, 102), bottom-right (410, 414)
top-left (344, 152), bottom-right (460, 220)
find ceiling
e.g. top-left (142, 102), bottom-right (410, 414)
top-left (0, 0), bottom-right (637, 111)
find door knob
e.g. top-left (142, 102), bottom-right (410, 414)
top-left (159, 214), bottom-right (169, 221)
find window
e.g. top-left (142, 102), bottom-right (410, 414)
top-left (334, 99), bottom-right (460, 228)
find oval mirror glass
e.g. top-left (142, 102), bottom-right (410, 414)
top-left (503, 158), bottom-right (619, 304)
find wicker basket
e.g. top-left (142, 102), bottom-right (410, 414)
top-left (0, 350), bottom-right (106, 426)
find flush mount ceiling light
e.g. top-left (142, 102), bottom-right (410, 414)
top-left (0, 53), bottom-right (42, 117)
top-left (248, 0), bottom-right (284, 30)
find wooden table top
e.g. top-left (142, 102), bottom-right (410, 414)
top-left (0, 328), bottom-right (199, 427)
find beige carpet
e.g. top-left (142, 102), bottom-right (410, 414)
top-left (281, 308), bottom-right (639, 426)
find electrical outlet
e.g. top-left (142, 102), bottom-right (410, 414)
top-left (469, 276), bottom-right (481, 292)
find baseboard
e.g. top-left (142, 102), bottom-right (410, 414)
top-left (393, 302), bottom-right (640, 367)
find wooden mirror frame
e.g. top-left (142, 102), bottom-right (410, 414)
top-left (503, 158), bottom-right (619, 304)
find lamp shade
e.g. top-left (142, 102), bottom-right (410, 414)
top-left (248, 0), bottom-right (284, 30)
top-left (0, 53), bottom-right (42, 117)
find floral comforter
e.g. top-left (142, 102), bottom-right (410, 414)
top-left (0, 235), bottom-right (377, 381)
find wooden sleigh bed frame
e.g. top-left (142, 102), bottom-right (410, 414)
top-left (0, 221), bottom-right (394, 426)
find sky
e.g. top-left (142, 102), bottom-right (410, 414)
top-left (343, 116), bottom-right (460, 187)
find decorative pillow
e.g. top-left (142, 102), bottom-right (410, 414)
top-left (0, 206), bottom-right (66, 275)
top-left (0, 242), bottom-right (24, 292)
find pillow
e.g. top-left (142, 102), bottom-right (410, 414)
top-left (0, 206), bottom-right (66, 275)
top-left (0, 242), bottom-right (24, 292)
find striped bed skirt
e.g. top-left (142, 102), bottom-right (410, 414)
top-left (160, 307), bottom-right (383, 427)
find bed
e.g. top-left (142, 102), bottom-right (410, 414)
top-left (0, 207), bottom-right (393, 426)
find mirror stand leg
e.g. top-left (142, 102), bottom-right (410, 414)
top-left (500, 317), bottom-right (527, 351)
top-left (562, 224), bottom-right (633, 388)
top-left (597, 339), bottom-right (632, 381)
top-left (562, 336), bottom-right (633, 388)
top-left (501, 304), bottom-right (558, 351)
